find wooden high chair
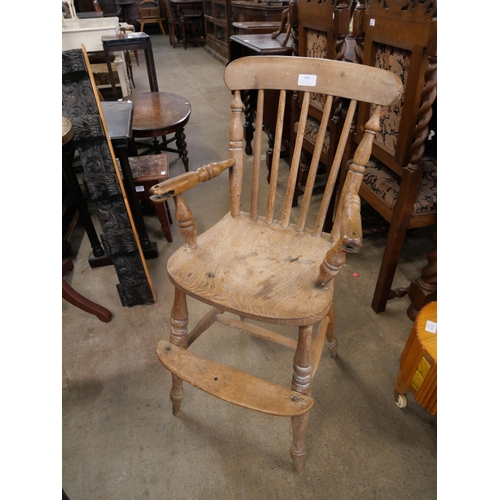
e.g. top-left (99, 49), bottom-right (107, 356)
top-left (150, 55), bottom-right (402, 474)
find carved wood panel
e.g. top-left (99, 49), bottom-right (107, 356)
top-left (62, 48), bottom-right (155, 307)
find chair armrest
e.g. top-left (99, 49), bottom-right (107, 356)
top-left (316, 189), bottom-right (361, 288)
top-left (339, 191), bottom-right (362, 254)
top-left (149, 158), bottom-right (235, 249)
top-left (149, 158), bottom-right (235, 203)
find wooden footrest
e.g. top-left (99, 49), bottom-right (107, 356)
top-left (156, 340), bottom-right (314, 417)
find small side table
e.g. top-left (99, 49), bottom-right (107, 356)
top-left (395, 301), bottom-right (437, 416)
top-left (102, 32), bottom-right (159, 100)
top-left (125, 92), bottom-right (191, 169)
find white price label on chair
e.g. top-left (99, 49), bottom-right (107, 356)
top-left (135, 186), bottom-right (145, 192)
top-left (425, 320), bottom-right (437, 334)
top-left (298, 74), bottom-right (317, 87)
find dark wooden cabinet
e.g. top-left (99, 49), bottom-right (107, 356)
top-left (203, 0), bottom-right (232, 63)
top-left (203, 0), bottom-right (289, 64)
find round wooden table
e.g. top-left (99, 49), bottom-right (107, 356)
top-left (394, 301), bottom-right (437, 416)
top-left (125, 92), bottom-right (191, 171)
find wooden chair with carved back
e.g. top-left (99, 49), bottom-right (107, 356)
top-left (149, 55), bottom-right (402, 473)
top-left (137, 0), bottom-right (167, 35)
top-left (338, 0), bottom-right (437, 314)
top-left (288, 0), bottom-right (351, 210)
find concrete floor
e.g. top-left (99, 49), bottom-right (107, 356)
top-left (62, 35), bottom-right (437, 499)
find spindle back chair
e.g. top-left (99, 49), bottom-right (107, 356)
top-left (150, 55), bottom-right (402, 473)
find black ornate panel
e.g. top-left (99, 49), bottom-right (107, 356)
top-left (62, 48), bottom-right (154, 307)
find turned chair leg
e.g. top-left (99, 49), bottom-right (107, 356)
top-left (153, 200), bottom-right (173, 242)
top-left (371, 218), bottom-right (410, 313)
top-left (291, 412), bottom-right (311, 475)
top-left (325, 303), bottom-right (338, 358)
top-left (175, 129), bottom-right (189, 172)
top-left (169, 288), bottom-right (189, 416)
top-left (290, 324), bottom-right (313, 474)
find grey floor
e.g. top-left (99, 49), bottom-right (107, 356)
top-left (62, 35), bottom-right (437, 499)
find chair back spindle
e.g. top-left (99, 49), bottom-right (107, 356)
top-left (228, 91), bottom-right (244, 218)
top-left (250, 89), bottom-right (265, 220)
top-left (266, 89), bottom-right (287, 224)
top-left (313, 98), bottom-right (357, 237)
top-left (281, 91), bottom-right (310, 228)
top-left (224, 57), bottom-right (401, 255)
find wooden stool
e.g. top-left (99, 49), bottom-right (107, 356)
top-left (128, 154), bottom-right (173, 242)
top-left (126, 92), bottom-right (191, 171)
top-left (395, 301), bottom-right (437, 416)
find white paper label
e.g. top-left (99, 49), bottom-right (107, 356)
top-left (298, 74), bottom-right (317, 87)
top-left (135, 186), bottom-right (145, 192)
top-left (160, 171), bottom-right (166, 175)
top-left (370, 18), bottom-right (376, 26)
top-left (425, 320), bottom-right (437, 334)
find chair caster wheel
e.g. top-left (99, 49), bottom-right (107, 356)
top-left (396, 394), bottom-right (407, 409)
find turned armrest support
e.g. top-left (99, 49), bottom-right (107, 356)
top-left (148, 158), bottom-right (235, 203)
top-left (318, 105), bottom-right (383, 287)
top-left (148, 159), bottom-right (234, 249)
top-left (339, 191), bottom-right (362, 254)
top-left (316, 190), bottom-right (361, 287)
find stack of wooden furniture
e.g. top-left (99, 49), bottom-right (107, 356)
top-left (203, 0), bottom-right (289, 63)
top-left (149, 55), bottom-right (402, 473)
top-left (101, 32), bottom-right (180, 243)
top-left (165, 0), bottom-right (205, 49)
top-left (339, 0), bottom-right (437, 313)
top-left (202, 0), bottom-right (232, 63)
